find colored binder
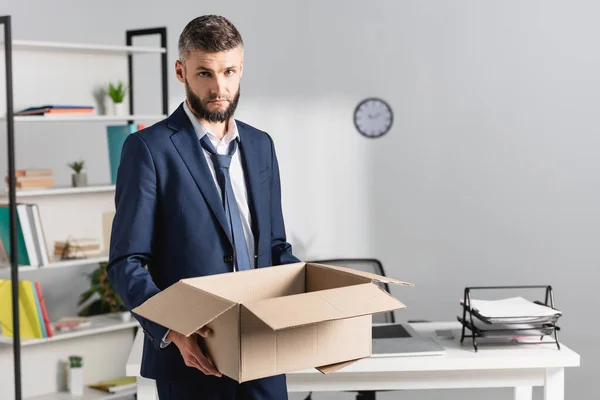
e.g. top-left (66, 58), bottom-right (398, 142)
top-left (31, 281), bottom-right (47, 337)
top-left (0, 279), bottom-right (44, 339)
top-left (34, 281), bottom-right (53, 337)
top-left (106, 124), bottom-right (144, 184)
top-left (0, 205), bottom-right (31, 266)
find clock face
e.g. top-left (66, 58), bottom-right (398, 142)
top-left (353, 98), bottom-right (393, 138)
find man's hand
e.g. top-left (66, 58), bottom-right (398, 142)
top-left (167, 327), bottom-right (222, 377)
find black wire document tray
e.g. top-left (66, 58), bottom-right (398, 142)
top-left (458, 285), bottom-right (562, 352)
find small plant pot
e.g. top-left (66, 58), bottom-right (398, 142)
top-left (112, 102), bottom-right (127, 116)
top-left (72, 173), bottom-right (87, 188)
top-left (67, 367), bottom-right (84, 396)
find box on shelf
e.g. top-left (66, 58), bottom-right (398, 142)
top-left (133, 261), bottom-right (412, 382)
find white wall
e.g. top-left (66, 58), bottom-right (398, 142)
top-left (1, 1), bottom-right (598, 399)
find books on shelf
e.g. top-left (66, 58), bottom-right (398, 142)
top-left (14, 169), bottom-right (53, 177)
top-left (88, 376), bottom-right (136, 393)
top-left (53, 316), bottom-right (91, 332)
top-left (15, 105), bottom-right (95, 116)
top-left (0, 279), bottom-right (53, 339)
top-left (54, 238), bottom-right (101, 259)
top-left (0, 202), bottom-right (50, 267)
top-left (5, 168), bottom-right (55, 190)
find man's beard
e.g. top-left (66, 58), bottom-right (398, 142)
top-left (185, 79), bottom-right (240, 123)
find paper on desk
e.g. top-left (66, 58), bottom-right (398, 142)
top-left (466, 318), bottom-right (553, 337)
top-left (463, 297), bottom-right (561, 321)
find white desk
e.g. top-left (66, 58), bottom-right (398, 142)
top-left (126, 322), bottom-right (580, 400)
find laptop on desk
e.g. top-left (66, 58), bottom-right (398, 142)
top-left (371, 323), bottom-right (446, 357)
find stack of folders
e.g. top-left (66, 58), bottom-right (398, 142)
top-left (458, 297), bottom-right (562, 341)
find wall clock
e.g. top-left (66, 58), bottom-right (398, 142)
top-left (353, 97), bottom-right (393, 138)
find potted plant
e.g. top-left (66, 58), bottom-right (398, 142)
top-left (107, 81), bottom-right (128, 116)
top-left (68, 160), bottom-right (87, 187)
top-left (67, 355), bottom-right (84, 396)
top-left (78, 262), bottom-right (131, 322)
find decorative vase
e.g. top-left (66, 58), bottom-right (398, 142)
top-left (67, 367), bottom-right (84, 396)
top-left (103, 96), bottom-right (113, 116)
top-left (112, 102), bottom-right (127, 117)
top-left (72, 173), bottom-right (87, 188)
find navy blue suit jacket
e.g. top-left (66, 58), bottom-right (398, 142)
top-left (107, 103), bottom-right (299, 382)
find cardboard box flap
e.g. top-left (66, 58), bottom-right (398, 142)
top-left (315, 357), bottom-right (364, 374)
top-left (132, 281), bottom-right (236, 337)
top-left (244, 283), bottom-right (406, 330)
top-left (309, 263), bottom-right (413, 287)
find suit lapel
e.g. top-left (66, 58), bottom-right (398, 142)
top-left (168, 105), bottom-right (233, 245)
top-left (237, 122), bottom-right (267, 252)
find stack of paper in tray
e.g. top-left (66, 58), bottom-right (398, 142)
top-left (459, 296), bottom-right (562, 340)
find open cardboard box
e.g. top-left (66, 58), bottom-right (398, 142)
top-left (132, 261), bottom-right (412, 382)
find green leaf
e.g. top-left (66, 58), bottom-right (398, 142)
top-left (107, 81), bottom-right (127, 103)
top-left (77, 262), bottom-right (128, 316)
top-left (68, 160), bottom-right (85, 174)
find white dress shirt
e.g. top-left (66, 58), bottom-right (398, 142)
top-left (182, 101), bottom-right (255, 267)
top-left (161, 101), bottom-right (255, 347)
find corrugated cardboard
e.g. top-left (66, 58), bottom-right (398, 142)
top-left (132, 262), bottom-right (412, 382)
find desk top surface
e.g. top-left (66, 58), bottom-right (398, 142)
top-left (126, 321), bottom-right (580, 377)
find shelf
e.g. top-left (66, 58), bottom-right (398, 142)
top-left (43, 253), bottom-right (109, 269)
top-left (26, 387), bottom-right (136, 400)
top-left (2, 39), bottom-right (166, 55)
top-left (0, 252), bottom-right (109, 272)
top-left (0, 184), bottom-right (116, 198)
top-left (0, 313), bottom-right (139, 347)
top-left (1, 114), bottom-right (166, 122)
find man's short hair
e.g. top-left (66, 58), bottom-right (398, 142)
top-left (178, 15), bottom-right (243, 62)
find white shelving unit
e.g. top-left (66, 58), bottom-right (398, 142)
top-left (0, 21), bottom-right (168, 399)
top-left (0, 184), bottom-right (116, 198)
top-left (2, 39), bottom-right (166, 55)
top-left (1, 114), bottom-right (166, 122)
top-left (0, 314), bottom-right (139, 347)
top-left (0, 253), bottom-right (109, 272)
top-left (27, 387), bottom-right (136, 400)
top-left (0, 313), bottom-right (139, 399)
top-left (0, 184), bottom-right (116, 271)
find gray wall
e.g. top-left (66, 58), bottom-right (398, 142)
top-left (2, 1), bottom-right (597, 399)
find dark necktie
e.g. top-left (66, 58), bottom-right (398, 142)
top-left (200, 135), bottom-right (252, 271)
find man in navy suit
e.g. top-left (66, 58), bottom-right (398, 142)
top-left (107, 15), bottom-right (299, 399)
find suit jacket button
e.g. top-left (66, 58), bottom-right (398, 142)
top-left (224, 255), bottom-right (233, 263)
